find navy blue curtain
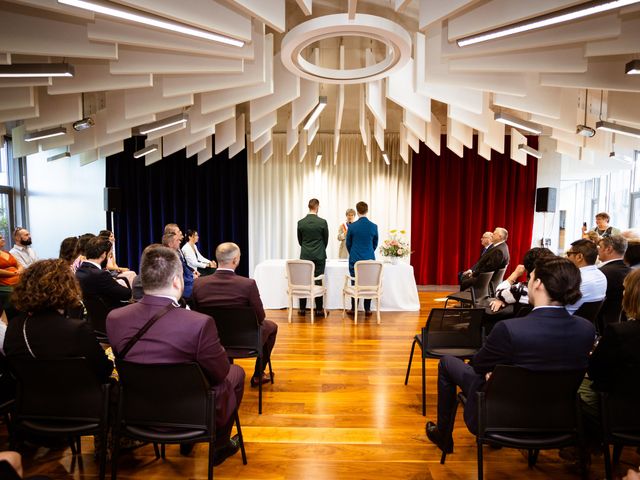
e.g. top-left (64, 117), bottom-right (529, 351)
top-left (105, 137), bottom-right (249, 276)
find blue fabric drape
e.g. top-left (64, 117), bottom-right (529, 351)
top-left (105, 137), bottom-right (249, 276)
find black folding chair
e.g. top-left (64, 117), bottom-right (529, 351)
top-left (8, 357), bottom-right (111, 480)
top-left (442, 365), bottom-right (587, 479)
top-left (112, 361), bottom-right (246, 480)
top-left (82, 294), bottom-right (111, 344)
top-left (0, 354), bottom-right (16, 446)
top-left (488, 267), bottom-right (507, 297)
top-left (445, 271), bottom-right (494, 308)
top-left (404, 308), bottom-right (484, 416)
top-left (600, 390), bottom-right (640, 480)
top-left (574, 299), bottom-right (605, 333)
top-left (196, 306), bottom-right (273, 414)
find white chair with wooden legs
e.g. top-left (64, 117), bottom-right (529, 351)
top-left (342, 260), bottom-right (384, 324)
top-left (285, 260), bottom-right (327, 324)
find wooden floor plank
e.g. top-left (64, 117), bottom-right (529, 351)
top-left (4, 292), bottom-right (639, 479)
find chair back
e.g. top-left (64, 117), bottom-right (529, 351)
top-left (354, 261), bottom-right (383, 290)
top-left (574, 299), bottom-right (605, 325)
top-left (471, 271), bottom-right (493, 302)
top-left (9, 357), bottom-right (108, 424)
top-left (423, 308), bottom-right (484, 353)
top-left (0, 354), bottom-right (15, 409)
top-left (479, 365), bottom-right (584, 434)
top-left (286, 260), bottom-right (315, 288)
top-left (116, 360), bottom-right (211, 431)
top-left (82, 294), bottom-right (110, 334)
top-left (195, 306), bottom-right (261, 355)
top-left (488, 267), bottom-right (507, 297)
top-left (600, 391), bottom-right (640, 445)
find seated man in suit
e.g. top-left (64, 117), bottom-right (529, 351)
top-left (75, 237), bottom-right (131, 310)
top-left (565, 239), bottom-right (607, 314)
top-left (597, 235), bottom-right (631, 329)
top-left (426, 257), bottom-right (596, 454)
top-left (163, 224), bottom-right (198, 300)
top-left (460, 227), bottom-right (510, 291)
top-left (458, 231), bottom-right (493, 284)
top-left (106, 245), bottom-right (244, 463)
top-left (192, 242), bottom-right (278, 388)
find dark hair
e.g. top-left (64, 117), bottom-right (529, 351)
top-left (186, 229), bottom-right (198, 239)
top-left (58, 237), bottom-right (79, 263)
top-left (11, 259), bottom-right (82, 312)
top-left (76, 233), bottom-right (96, 256)
top-left (356, 201), bottom-right (368, 215)
top-left (140, 245), bottom-right (181, 291)
top-left (84, 237), bottom-right (112, 260)
top-left (624, 240), bottom-right (640, 267)
top-left (522, 247), bottom-right (554, 274)
top-left (308, 198), bottom-right (319, 210)
top-left (599, 235), bottom-right (628, 255)
top-left (595, 212), bottom-right (610, 222)
top-left (623, 268), bottom-right (640, 320)
top-left (569, 238), bottom-right (598, 265)
top-left (98, 229), bottom-right (112, 238)
top-left (532, 257), bottom-right (582, 306)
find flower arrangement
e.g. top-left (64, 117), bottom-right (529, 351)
top-left (379, 229), bottom-right (410, 258)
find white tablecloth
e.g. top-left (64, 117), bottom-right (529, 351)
top-left (253, 259), bottom-right (420, 311)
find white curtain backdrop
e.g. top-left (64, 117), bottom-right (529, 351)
top-left (248, 132), bottom-right (412, 276)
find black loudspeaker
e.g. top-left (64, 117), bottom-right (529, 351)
top-left (104, 187), bottom-right (122, 213)
top-left (535, 187), bottom-right (557, 213)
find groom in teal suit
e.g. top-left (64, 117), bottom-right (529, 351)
top-left (346, 201), bottom-right (378, 316)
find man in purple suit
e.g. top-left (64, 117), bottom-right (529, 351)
top-left (192, 242), bottom-right (278, 388)
top-left (106, 245), bottom-right (244, 463)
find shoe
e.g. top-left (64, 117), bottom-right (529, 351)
top-left (298, 309), bottom-right (306, 316)
top-left (346, 309), bottom-right (355, 316)
top-left (314, 310), bottom-right (327, 317)
top-left (213, 435), bottom-right (240, 466)
top-left (426, 421), bottom-right (453, 453)
top-left (364, 310), bottom-right (373, 317)
top-left (250, 372), bottom-right (271, 387)
top-left (180, 443), bottom-right (195, 456)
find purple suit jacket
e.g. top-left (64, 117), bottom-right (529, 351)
top-left (192, 270), bottom-right (266, 322)
top-left (106, 295), bottom-right (237, 427)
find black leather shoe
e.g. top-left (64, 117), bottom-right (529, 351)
top-left (364, 310), bottom-right (373, 317)
top-left (426, 421), bottom-right (453, 453)
top-left (314, 310), bottom-right (327, 317)
top-left (346, 309), bottom-right (355, 316)
top-left (213, 435), bottom-right (240, 466)
top-left (298, 309), bottom-right (306, 316)
top-left (180, 442), bottom-right (194, 456)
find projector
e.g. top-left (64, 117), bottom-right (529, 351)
top-left (73, 117), bottom-right (95, 131)
top-left (576, 124), bottom-right (596, 137)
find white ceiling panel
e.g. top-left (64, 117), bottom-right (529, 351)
top-left (426, 109), bottom-right (442, 156)
top-left (186, 137), bottom-right (207, 158)
top-left (110, 47), bottom-right (244, 75)
top-left (24, 89), bottom-right (81, 130)
top-left (249, 55), bottom-right (300, 122)
top-left (0, 87), bottom-right (34, 110)
top-left (228, 114), bottom-right (245, 159)
top-left (510, 129), bottom-right (528, 165)
top-left (386, 59), bottom-right (430, 123)
top-left (48, 63), bottom-right (152, 95)
top-left (291, 79), bottom-right (319, 129)
top-left (214, 115), bottom-right (237, 154)
top-left (105, 90), bottom-right (155, 134)
top-left (124, 82), bottom-right (193, 119)
top-left (197, 136), bottom-right (212, 165)
top-left (494, 77), bottom-right (564, 118)
top-left (419, 0), bottom-right (477, 30)
top-left (250, 111), bottom-right (277, 142)
top-left (541, 57), bottom-right (640, 92)
top-left (226, 0), bottom-right (285, 32)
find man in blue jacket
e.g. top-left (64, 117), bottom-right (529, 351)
top-left (346, 201), bottom-right (378, 316)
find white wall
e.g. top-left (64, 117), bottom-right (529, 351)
top-left (531, 136), bottom-right (562, 253)
top-left (25, 150), bottom-right (106, 259)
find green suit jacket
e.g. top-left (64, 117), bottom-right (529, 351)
top-left (297, 213), bottom-right (329, 263)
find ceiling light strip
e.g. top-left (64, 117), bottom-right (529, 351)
top-left (494, 112), bottom-right (543, 135)
top-left (303, 97), bottom-right (327, 130)
top-left (0, 63), bottom-right (74, 78)
top-left (47, 151), bottom-right (71, 162)
top-left (625, 59), bottom-right (640, 75)
top-left (518, 144), bottom-right (542, 159)
top-left (133, 113), bottom-right (188, 136)
top-left (596, 120), bottom-right (640, 139)
top-left (58, 0), bottom-right (244, 47)
top-left (133, 144), bottom-right (159, 158)
top-left (382, 152), bottom-right (390, 165)
top-left (315, 153), bottom-right (322, 166)
top-left (457, 0), bottom-right (640, 47)
top-left (24, 126), bottom-right (67, 142)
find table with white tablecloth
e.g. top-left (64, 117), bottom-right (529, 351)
top-left (253, 259), bottom-right (420, 311)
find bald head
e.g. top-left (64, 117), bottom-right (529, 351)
top-left (216, 242), bottom-right (241, 269)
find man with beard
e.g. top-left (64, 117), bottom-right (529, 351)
top-left (10, 227), bottom-right (38, 268)
top-left (76, 236), bottom-right (131, 310)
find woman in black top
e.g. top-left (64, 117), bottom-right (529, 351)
top-left (3, 259), bottom-right (112, 381)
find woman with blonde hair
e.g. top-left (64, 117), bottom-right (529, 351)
top-left (337, 208), bottom-right (356, 259)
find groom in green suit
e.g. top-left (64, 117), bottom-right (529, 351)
top-left (297, 198), bottom-right (329, 316)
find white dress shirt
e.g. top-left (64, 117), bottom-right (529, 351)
top-left (181, 242), bottom-right (211, 270)
top-left (566, 265), bottom-right (607, 314)
top-left (9, 244), bottom-right (38, 268)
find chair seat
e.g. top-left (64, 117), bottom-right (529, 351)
top-left (124, 425), bottom-right (208, 441)
top-left (343, 286), bottom-right (381, 297)
top-left (21, 419), bottom-right (101, 434)
top-left (447, 292), bottom-right (472, 302)
top-left (427, 347), bottom-right (478, 358)
top-left (485, 432), bottom-right (576, 448)
top-left (225, 348), bottom-right (260, 358)
top-left (288, 285), bottom-right (325, 297)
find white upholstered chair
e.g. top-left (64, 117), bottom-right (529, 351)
top-left (285, 260), bottom-right (327, 324)
top-left (342, 260), bottom-right (384, 324)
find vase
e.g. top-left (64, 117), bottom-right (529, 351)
top-left (388, 256), bottom-right (398, 265)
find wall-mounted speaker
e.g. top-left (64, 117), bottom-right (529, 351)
top-left (535, 187), bottom-right (557, 213)
top-left (104, 187), bottom-right (122, 213)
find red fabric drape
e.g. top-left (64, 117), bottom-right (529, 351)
top-left (410, 135), bottom-right (538, 285)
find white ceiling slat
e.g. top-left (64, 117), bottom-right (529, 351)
top-left (105, 90), bottom-right (155, 134)
top-left (586, 16), bottom-right (640, 57)
top-left (0, 87), bottom-right (34, 110)
top-left (286, 116), bottom-right (299, 155)
top-left (8, 0), bottom-right (96, 20)
top-left (0, 77), bottom-right (51, 88)
top-left (295, 0), bottom-right (312, 15)
top-left (162, 125), bottom-right (189, 157)
top-left (510, 129), bottom-right (528, 166)
top-left (78, 149), bottom-right (99, 167)
top-left (334, 45), bottom-right (345, 161)
top-left (551, 128), bottom-right (585, 148)
top-left (144, 137), bottom-right (163, 166)
top-left (447, 0), bottom-right (583, 40)
top-left (214, 114), bottom-right (237, 155)
top-left (359, 84), bottom-right (367, 148)
top-left (608, 91), bottom-right (640, 126)
top-left (39, 127), bottom-right (74, 151)
top-left (190, 105), bottom-right (234, 135)
top-left (365, 49), bottom-right (386, 128)
top-left (307, 119), bottom-right (319, 145)
top-left (226, 0), bottom-right (285, 33)
top-left (228, 114), bottom-right (246, 159)
top-left (374, 119), bottom-right (384, 152)
top-left (24, 88), bottom-right (81, 130)
top-left (250, 111), bottom-right (277, 142)
top-left (530, 88), bottom-right (580, 133)
top-left (249, 55), bottom-right (300, 122)
top-left (406, 126), bottom-right (419, 154)
top-left (426, 110), bottom-right (441, 155)
top-left (0, 105), bottom-right (38, 123)
top-left (386, 58), bottom-right (430, 123)
top-left (365, 120), bottom-right (372, 162)
top-left (291, 79), bottom-right (319, 129)
top-left (448, 96), bottom-right (489, 133)
top-left (197, 136), bottom-right (213, 166)
top-left (0, 9), bottom-right (117, 59)
top-left (186, 137), bottom-right (207, 158)
top-left (395, 0), bottom-right (412, 12)
top-left (95, 109), bottom-right (131, 148)
top-left (125, 82), bottom-right (193, 119)
top-left (493, 77), bottom-right (564, 119)
top-left (298, 129), bottom-right (308, 163)
top-left (69, 125), bottom-right (97, 156)
top-left (110, 47), bottom-right (244, 75)
top-left (12, 125), bottom-right (38, 157)
top-left (48, 63), bottom-right (152, 95)
top-left (403, 110), bottom-right (426, 142)
top-left (260, 140), bottom-right (273, 163)
top-left (449, 118), bottom-right (473, 149)
top-left (98, 140), bottom-right (124, 159)
top-left (477, 132), bottom-right (492, 161)
top-left (448, 46), bottom-right (588, 74)
top-left (88, 18), bottom-right (254, 59)
top-left (556, 139), bottom-right (580, 159)
top-left (348, 0), bottom-right (357, 20)
top-left (0, 53), bottom-right (9, 65)
top-left (446, 126), bottom-right (464, 158)
top-left (399, 124), bottom-right (409, 164)
top-left (541, 58), bottom-right (640, 93)
top-left (200, 34), bottom-right (273, 114)
top-left (112, 0), bottom-right (252, 41)
top-left (419, 0), bottom-right (476, 31)
top-left (253, 129), bottom-right (271, 153)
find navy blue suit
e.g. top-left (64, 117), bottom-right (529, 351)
top-left (435, 307), bottom-right (596, 435)
top-left (345, 216), bottom-right (378, 312)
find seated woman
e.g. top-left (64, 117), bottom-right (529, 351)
top-left (0, 233), bottom-right (23, 313)
top-left (58, 236), bottom-right (79, 265)
top-left (3, 259), bottom-right (113, 382)
top-left (98, 230), bottom-right (137, 287)
top-left (181, 229), bottom-right (216, 276)
top-left (71, 233), bottom-right (95, 274)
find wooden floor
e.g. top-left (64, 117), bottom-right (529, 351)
top-left (5, 292), bottom-right (639, 479)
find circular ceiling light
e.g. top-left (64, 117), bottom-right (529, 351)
top-left (280, 14), bottom-right (412, 85)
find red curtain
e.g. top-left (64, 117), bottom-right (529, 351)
top-left (410, 135), bottom-right (538, 285)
